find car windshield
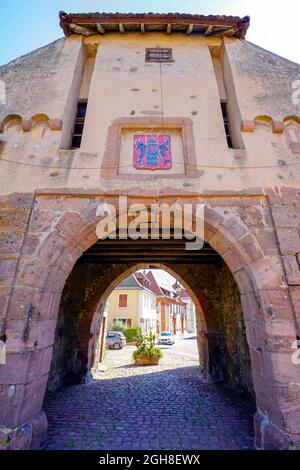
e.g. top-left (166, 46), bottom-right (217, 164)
top-left (161, 332), bottom-right (171, 336)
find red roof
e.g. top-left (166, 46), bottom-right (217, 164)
top-left (59, 11), bottom-right (250, 39)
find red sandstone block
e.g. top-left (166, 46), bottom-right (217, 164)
top-left (204, 206), bottom-right (225, 229)
top-left (223, 216), bottom-right (248, 240)
top-left (233, 269), bottom-right (253, 294)
top-left (282, 255), bottom-right (300, 285)
top-left (56, 212), bottom-right (86, 240)
top-left (78, 231), bottom-right (98, 253)
top-left (0, 286), bottom-right (10, 321)
top-left (36, 320), bottom-right (57, 349)
top-left (29, 210), bottom-right (56, 233)
top-left (203, 224), bottom-right (216, 242)
top-left (17, 258), bottom-right (50, 289)
top-left (263, 319), bottom-right (297, 338)
top-left (0, 383), bottom-right (25, 428)
top-left (36, 291), bottom-right (60, 320)
top-left (0, 195), bottom-right (33, 212)
top-left (252, 229), bottom-right (279, 256)
top-left (259, 288), bottom-right (294, 321)
top-left (0, 352), bottom-right (31, 384)
top-left (247, 258), bottom-right (284, 290)
top-left (260, 288), bottom-right (293, 320)
top-left (281, 188), bottom-right (300, 205)
top-left (0, 208), bottom-right (30, 231)
top-left (19, 375), bottom-right (48, 425)
top-left (43, 266), bottom-right (68, 295)
top-left (263, 351), bottom-right (300, 384)
top-left (249, 347), bottom-right (264, 374)
top-left (263, 334), bottom-right (297, 354)
top-left (289, 286), bottom-right (300, 317)
top-left (35, 196), bottom-right (90, 212)
top-left (261, 206), bottom-right (274, 227)
top-left (209, 231), bottom-right (232, 256)
top-left (38, 231), bottom-right (69, 265)
top-left (240, 206), bottom-right (264, 227)
top-left (30, 411), bottom-right (48, 450)
top-left (21, 234), bottom-right (40, 256)
top-left (272, 206), bottom-right (300, 228)
top-left (241, 293), bottom-right (261, 321)
top-left (238, 233), bottom-right (263, 263)
top-left (0, 257), bottom-right (18, 285)
top-left (26, 347), bottom-right (53, 380)
top-left (5, 319), bottom-right (31, 353)
top-left (7, 288), bottom-right (58, 322)
top-left (222, 248), bottom-right (244, 273)
top-left (252, 372), bottom-right (289, 433)
top-left (276, 227), bottom-right (300, 255)
top-left (0, 233), bottom-right (23, 254)
top-left (6, 288), bottom-right (34, 321)
top-left (244, 320), bottom-right (259, 348)
top-left (263, 187), bottom-right (282, 205)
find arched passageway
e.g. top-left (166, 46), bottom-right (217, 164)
top-left (46, 255), bottom-right (254, 400)
top-left (1, 195), bottom-right (299, 450)
top-left (44, 256), bottom-right (256, 450)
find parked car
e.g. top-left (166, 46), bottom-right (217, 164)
top-left (106, 331), bottom-right (126, 350)
top-left (157, 331), bottom-right (175, 346)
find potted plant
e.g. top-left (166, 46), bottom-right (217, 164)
top-left (133, 331), bottom-right (163, 366)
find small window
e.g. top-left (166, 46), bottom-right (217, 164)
top-left (220, 101), bottom-right (233, 149)
top-left (114, 318), bottom-right (131, 327)
top-left (71, 101), bottom-right (87, 149)
top-left (119, 294), bottom-right (128, 308)
top-left (145, 48), bottom-right (173, 63)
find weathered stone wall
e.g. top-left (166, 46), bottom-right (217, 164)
top-left (47, 260), bottom-right (129, 391)
top-left (208, 262), bottom-right (254, 397)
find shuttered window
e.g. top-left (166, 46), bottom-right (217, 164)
top-left (119, 294), bottom-right (128, 307)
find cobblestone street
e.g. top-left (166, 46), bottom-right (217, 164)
top-left (43, 338), bottom-right (255, 450)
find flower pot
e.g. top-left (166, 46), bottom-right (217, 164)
top-left (134, 354), bottom-right (161, 366)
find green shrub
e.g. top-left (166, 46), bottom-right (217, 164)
top-left (125, 327), bottom-right (141, 342)
top-left (132, 331), bottom-right (163, 359)
top-left (133, 347), bottom-right (163, 358)
top-left (111, 321), bottom-right (127, 334)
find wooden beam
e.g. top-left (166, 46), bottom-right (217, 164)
top-left (186, 24), bottom-right (194, 35)
top-left (204, 25), bottom-right (213, 35)
top-left (96, 23), bottom-right (105, 34)
top-left (69, 23), bottom-right (96, 37)
top-left (119, 23), bottom-right (125, 33)
top-left (210, 27), bottom-right (237, 37)
top-left (141, 23), bottom-right (145, 33)
top-left (166, 23), bottom-right (172, 34)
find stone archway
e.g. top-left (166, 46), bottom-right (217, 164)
top-left (0, 193), bottom-right (299, 450)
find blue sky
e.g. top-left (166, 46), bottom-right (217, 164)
top-left (1, 0), bottom-right (300, 66)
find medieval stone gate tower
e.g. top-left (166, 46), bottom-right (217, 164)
top-left (0, 12), bottom-right (300, 450)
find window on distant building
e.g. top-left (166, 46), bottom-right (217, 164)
top-left (71, 101), bottom-right (87, 149)
top-left (119, 294), bottom-right (128, 307)
top-left (145, 48), bottom-right (173, 63)
top-left (114, 318), bottom-right (131, 327)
